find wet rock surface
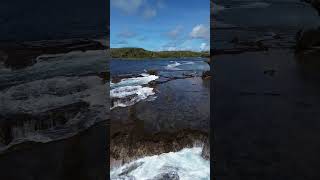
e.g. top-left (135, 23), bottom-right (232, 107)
top-left (0, 39), bottom-right (106, 69)
top-left (0, 39), bottom-right (109, 153)
top-left (0, 102), bottom-right (89, 146)
top-left (110, 121), bottom-right (209, 166)
top-left (149, 171), bottom-right (180, 180)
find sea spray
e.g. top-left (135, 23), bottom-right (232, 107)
top-left (110, 74), bottom-right (159, 109)
top-left (110, 147), bottom-right (210, 180)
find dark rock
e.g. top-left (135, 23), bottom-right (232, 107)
top-left (111, 74), bottom-right (136, 84)
top-left (0, 39), bottom-right (106, 69)
top-left (147, 69), bottom-right (158, 76)
top-left (202, 71), bottom-right (211, 80)
top-left (119, 162), bottom-right (144, 176)
top-left (0, 101), bottom-right (89, 146)
top-left (99, 71), bottom-right (110, 82)
top-left (148, 80), bottom-right (158, 87)
top-left (150, 171), bottom-right (179, 180)
top-left (111, 77), bottom-right (122, 84)
top-left (205, 58), bottom-right (211, 65)
top-left (110, 123), bottom-right (209, 165)
top-left (201, 138), bottom-right (210, 160)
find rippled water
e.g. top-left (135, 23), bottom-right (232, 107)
top-left (110, 58), bottom-right (209, 109)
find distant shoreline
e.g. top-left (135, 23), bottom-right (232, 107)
top-left (110, 47), bottom-right (210, 59)
top-left (111, 56), bottom-right (207, 60)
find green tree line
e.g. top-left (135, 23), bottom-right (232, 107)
top-left (110, 48), bottom-right (209, 58)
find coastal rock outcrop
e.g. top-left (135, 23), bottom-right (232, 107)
top-left (0, 39), bottom-right (106, 69)
top-left (0, 101), bottom-right (89, 147)
top-left (110, 120), bottom-right (209, 167)
top-left (150, 171), bottom-right (180, 180)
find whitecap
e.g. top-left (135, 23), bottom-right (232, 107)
top-left (110, 74), bottom-right (159, 109)
top-left (110, 85), bottom-right (156, 109)
top-left (110, 74), bottom-right (159, 89)
top-left (165, 62), bottom-right (182, 70)
top-left (110, 147), bottom-right (210, 180)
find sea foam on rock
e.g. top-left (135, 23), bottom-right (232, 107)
top-left (0, 75), bottom-right (108, 152)
top-left (111, 147), bottom-right (209, 180)
top-left (110, 74), bottom-right (159, 109)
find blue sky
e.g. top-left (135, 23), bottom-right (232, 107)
top-left (111, 0), bottom-right (210, 52)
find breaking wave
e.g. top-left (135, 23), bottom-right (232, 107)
top-left (110, 147), bottom-right (210, 180)
top-left (165, 61), bottom-right (195, 71)
top-left (110, 74), bottom-right (159, 109)
top-left (110, 74), bottom-right (158, 88)
top-left (110, 85), bottom-right (155, 109)
top-left (165, 62), bottom-right (182, 70)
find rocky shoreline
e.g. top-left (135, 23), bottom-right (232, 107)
top-left (110, 122), bottom-right (209, 168)
top-left (110, 69), bottom-right (210, 169)
top-left (0, 38), bottom-right (109, 154)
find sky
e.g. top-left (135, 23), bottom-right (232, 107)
top-left (110, 0), bottom-right (210, 52)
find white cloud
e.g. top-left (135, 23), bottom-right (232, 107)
top-left (111, 0), bottom-right (144, 14)
top-left (190, 24), bottom-right (209, 40)
top-left (143, 7), bottom-right (157, 19)
top-left (112, 0), bottom-right (162, 19)
top-left (118, 30), bottom-right (137, 38)
top-left (200, 43), bottom-right (209, 51)
top-left (167, 25), bottom-right (183, 39)
top-left (167, 47), bottom-right (177, 51)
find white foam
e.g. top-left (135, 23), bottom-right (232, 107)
top-left (0, 75), bottom-right (108, 151)
top-left (165, 61), bottom-right (197, 71)
top-left (110, 147), bottom-right (210, 180)
top-left (165, 62), bottom-right (182, 70)
top-left (110, 74), bottom-right (159, 109)
top-left (110, 85), bottom-right (154, 99)
top-left (110, 85), bottom-right (155, 109)
top-left (111, 74), bottom-right (159, 89)
top-left (183, 61), bottom-right (195, 65)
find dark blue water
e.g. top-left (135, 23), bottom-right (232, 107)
top-left (110, 58), bottom-right (209, 77)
